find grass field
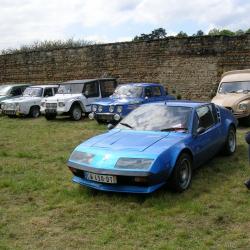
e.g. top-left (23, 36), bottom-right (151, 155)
top-left (0, 116), bottom-right (250, 250)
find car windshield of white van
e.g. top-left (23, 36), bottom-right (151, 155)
top-left (219, 81), bottom-right (250, 94)
top-left (57, 84), bottom-right (83, 94)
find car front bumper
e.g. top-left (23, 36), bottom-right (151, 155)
top-left (92, 112), bottom-right (122, 122)
top-left (67, 161), bottom-right (167, 194)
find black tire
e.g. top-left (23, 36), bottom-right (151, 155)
top-left (70, 105), bottom-right (82, 121)
top-left (242, 116), bottom-right (250, 126)
top-left (169, 153), bottom-right (192, 192)
top-left (29, 106), bottom-right (40, 118)
top-left (222, 126), bottom-right (236, 155)
top-left (45, 113), bottom-right (56, 120)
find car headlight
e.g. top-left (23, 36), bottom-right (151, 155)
top-left (239, 102), bottom-right (248, 111)
top-left (41, 102), bottom-right (45, 107)
top-left (117, 106), bottom-right (123, 113)
top-left (1, 103), bottom-right (6, 110)
top-left (58, 102), bottom-right (65, 107)
top-left (92, 105), bottom-right (97, 112)
top-left (115, 158), bottom-right (154, 170)
top-left (15, 103), bottom-right (20, 111)
top-left (98, 105), bottom-right (103, 112)
top-left (69, 151), bottom-right (95, 164)
top-left (109, 105), bottom-right (114, 112)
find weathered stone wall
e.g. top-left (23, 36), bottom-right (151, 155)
top-left (0, 35), bottom-right (250, 100)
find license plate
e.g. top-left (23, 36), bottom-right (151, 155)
top-left (85, 172), bottom-right (117, 184)
top-left (45, 109), bottom-right (57, 113)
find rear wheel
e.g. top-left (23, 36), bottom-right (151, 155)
top-left (169, 153), bottom-right (192, 192)
top-left (70, 105), bottom-right (82, 121)
top-left (222, 126), bottom-right (236, 155)
top-left (45, 113), bottom-right (56, 120)
top-left (29, 106), bottom-right (40, 118)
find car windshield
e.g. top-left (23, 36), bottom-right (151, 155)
top-left (57, 84), bottom-right (83, 94)
top-left (219, 81), bottom-right (250, 94)
top-left (112, 85), bottom-right (143, 98)
top-left (116, 104), bottom-right (192, 131)
top-left (23, 87), bottom-right (43, 97)
top-left (0, 85), bottom-right (11, 96)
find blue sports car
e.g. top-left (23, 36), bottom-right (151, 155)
top-left (67, 101), bottom-right (237, 193)
top-left (89, 83), bottom-right (175, 124)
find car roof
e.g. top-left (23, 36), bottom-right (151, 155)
top-left (0, 83), bottom-right (31, 87)
top-left (119, 83), bottom-right (163, 87)
top-left (146, 100), bottom-right (210, 108)
top-left (61, 78), bottom-right (116, 84)
top-left (221, 69), bottom-right (250, 82)
top-left (29, 85), bottom-right (59, 88)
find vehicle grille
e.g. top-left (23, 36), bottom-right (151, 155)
top-left (46, 103), bottom-right (57, 109)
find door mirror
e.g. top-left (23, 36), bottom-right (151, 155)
top-left (197, 127), bottom-right (206, 135)
top-left (107, 123), bottom-right (114, 130)
top-left (145, 96), bottom-right (149, 100)
top-left (84, 90), bottom-right (89, 97)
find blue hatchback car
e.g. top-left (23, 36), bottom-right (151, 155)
top-left (89, 83), bottom-right (175, 123)
top-left (68, 101), bottom-right (237, 194)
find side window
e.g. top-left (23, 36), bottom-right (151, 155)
top-left (83, 81), bottom-right (99, 98)
top-left (152, 87), bottom-right (162, 97)
top-left (10, 87), bottom-right (22, 96)
top-left (44, 88), bottom-right (53, 97)
top-left (144, 87), bottom-right (153, 98)
top-left (53, 87), bottom-right (58, 94)
top-left (100, 80), bottom-right (117, 97)
top-left (196, 105), bottom-right (214, 130)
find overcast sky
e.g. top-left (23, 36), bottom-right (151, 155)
top-left (0, 0), bottom-right (249, 50)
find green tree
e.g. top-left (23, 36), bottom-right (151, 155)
top-left (208, 28), bottom-right (221, 36)
top-left (219, 29), bottom-right (235, 36)
top-left (235, 29), bottom-right (245, 35)
top-left (133, 28), bottom-right (167, 41)
top-left (176, 31), bottom-right (188, 38)
top-left (196, 30), bottom-right (204, 36)
top-left (246, 28), bottom-right (250, 34)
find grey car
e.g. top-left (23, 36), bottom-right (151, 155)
top-left (0, 84), bottom-right (31, 111)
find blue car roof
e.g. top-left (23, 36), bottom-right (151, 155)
top-left (146, 100), bottom-right (210, 108)
top-left (120, 83), bottom-right (163, 87)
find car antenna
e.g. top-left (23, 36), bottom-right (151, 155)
top-left (244, 132), bottom-right (250, 189)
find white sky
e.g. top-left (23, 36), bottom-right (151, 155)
top-left (0, 0), bottom-right (249, 50)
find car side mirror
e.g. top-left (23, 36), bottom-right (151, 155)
top-left (197, 127), bottom-right (206, 135)
top-left (84, 90), bottom-right (89, 96)
top-left (107, 123), bottom-right (114, 130)
top-left (145, 96), bottom-right (149, 100)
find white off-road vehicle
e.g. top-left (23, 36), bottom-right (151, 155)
top-left (41, 78), bottom-right (117, 121)
top-left (1, 85), bottom-right (58, 118)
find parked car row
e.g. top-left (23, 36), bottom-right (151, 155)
top-left (0, 78), bottom-right (176, 122)
top-left (0, 69), bottom-right (249, 194)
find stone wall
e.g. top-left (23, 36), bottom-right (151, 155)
top-left (0, 35), bottom-right (250, 100)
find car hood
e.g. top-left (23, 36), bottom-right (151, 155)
top-left (44, 94), bottom-right (84, 102)
top-left (212, 93), bottom-right (250, 107)
top-left (93, 97), bottom-right (143, 106)
top-left (2, 96), bottom-right (41, 103)
top-left (79, 129), bottom-right (186, 153)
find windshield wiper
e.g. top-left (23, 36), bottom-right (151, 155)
top-left (161, 127), bottom-right (188, 132)
top-left (120, 122), bottom-right (133, 129)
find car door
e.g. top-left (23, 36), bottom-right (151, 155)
top-left (82, 81), bottom-right (100, 112)
top-left (191, 104), bottom-right (221, 166)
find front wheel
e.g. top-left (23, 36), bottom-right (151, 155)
top-left (70, 105), bottom-right (82, 121)
top-left (222, 126), bottom-right (236, 155)
top-left (169, 153), bottom-right (192, 192)
top-left (29, 106), bottom-right (40, 118)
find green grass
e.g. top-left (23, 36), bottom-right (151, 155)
top-left (0, 116), bottom-right (250, 250)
